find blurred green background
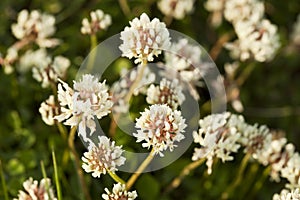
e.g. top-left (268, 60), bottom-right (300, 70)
top-left (0, 0), bottom-right (299, 199)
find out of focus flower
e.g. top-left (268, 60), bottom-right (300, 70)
top-left (157, 0), bottom-right (195, 20)
top-left (291, 14), bottom-right (300, 46)
top-left (39, 95), bottom-right (59, 126)
top-left (82, 136), bottom-right (125, 178)
top-left (224, 0), bottom-right (264, 24)
top-left (192, 112), bottom-right (241, 174)
top-left (14, 177), bottom-right (57, 200)
top-left (81, 9), bottom-right (112, 35)
top-left (12, 9), bottom-right (59, 48)
top-left (225, 19), bottom-right (280, 62)
top-left (102, 183), bottom-right (138, 200)
top-left (273, 188), bottom-right (300, 200)
top-left (134, 104), bottom-right (186, 156)
top-left (19, 48), bottom-right (70, 87)
top-left (111, 65), bottom-right (155, 113)
top-left (146, 78), bottom-right (185, 109)
top-left (120, 13), bottom-right (171, 64)
top-left (55, 74), bottom-right (113, 139)
top-left (0, 47), bottom-right (18, 74)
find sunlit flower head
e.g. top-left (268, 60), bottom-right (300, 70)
top-left (102, 183), bottom-right (138, 200)
top-left (14, 177), bottom-right (57, 200)
top-left (12, 9), bottom-right (59, 48)
top-left (158, 0), bottom-right (195, 20)
top-left (273, 188), bottom-right (300, 200)
top-left (82, 136), bottom-right (126, 178)
top-left (119, 13), bottom-right (171, 64)
top-left (81, 9), bottom-right (112, 35)
top-left (146, 78), bottom-right (185, 110)
top-left (192, 112), bottom-right (242, 174)
top-left (55, 74), bottom-right (113, 138)
top-left (134, 104), bottom-right (187, 156)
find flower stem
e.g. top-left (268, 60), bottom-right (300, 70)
top-left (236, 63), bottom-right (256, 87)
top-left (126, 149), bottom-right (155, 190)
top-left (52, 151), bottom-right (62, 200)
top-left (40, 161), bottom-right (52, 199)
top-left (68, 126), bottom-right (91, 200)
top-left (250, 166), bottom-right (271, 197)
top-left (108, 170), bottom-right (126, 184)
top-left (164, 158), bottom-right (206, 193)
top-left (209, 32), bottom-right (233, 61)
top-left (118, 0), bottom-right (131, 18)
top-left (109, 60), bottom-right (148, 137)
top-left (0, 160), bottom-right (9, 200)
top-left (86, 34), bottom-right (98, 73)
top-left (222, 153), bottom-right (251, 199)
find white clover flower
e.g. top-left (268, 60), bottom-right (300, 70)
top-left (134, 104), bottom-right (186, 156)
top-left (19, 48), bottom-right (51, 72)
top-left (81, 9), bottom-right (112, 35)
top-left (224, 0), bottom-right (264, 24)
top-left (225, 19), bottom-right (280, 62)
top-left (291, 14), bottom-right (300, 45)
top-left (281, 150), bottom-right (300, 188)
top-left (14, 177), bottom-right (57, 200)
top-left (12, 9), bottom-right (59, 48)
top-left (55, 74), bottom-right (113, 139)
top-left (111, 65), bottom-right (155, 113)
top-left (119, 13), bottom-right (171, 64)
top-left (146, 78), bottom-right (185, 109)
top-left (1, 47), bottom-right (18, 74)
top-left (82, 136), bottom-right (126, 178)
top-left (102, 183), bottom-right (138, 200)
top-left (157, 0), bottom-right (195, 20)
top-left (32, 55), bottom-right (70, 88)
top-left (162, 38), bottom-right (209, 100)
top-left (39, 95), bottom-right (59, 126)
top-left (192, 112), bottom-right (241, 174)
top-left (273, 188), bottom-right (300, 200)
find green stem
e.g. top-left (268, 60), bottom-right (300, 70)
top-left (126, 149), bottom-right (155, 190)
top-left (68, 126), bottom-right (91, 200)
top-left (86, 34), bottom-right (98, 73)
top-left (236, 63), bottom-right (257, 87)
top-left (0, 160), bottom-right (9, 200)
top-left (251, 166), bottom-right (271, 196)
top-left (222, 153), bottom-right (251, 199)
top-left (40, 161), bottom-right (52, 199)
top-left (52, 151), bottom-right (62, 200)
top-left (118, 0), bottom-right (131, 18)
top-left (108, 170), bottom-right (126, 184)
top-left (165, 158), bottom-right (206, 193)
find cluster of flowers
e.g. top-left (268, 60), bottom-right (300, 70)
top-left (192, 112), bottom-right (300, 198)
top-left (157, 0), bottom-right (195, 20)
top-left (205, 0), bottom-right (280, 62)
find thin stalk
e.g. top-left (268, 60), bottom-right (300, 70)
top-left (118, 0), bottom-right (131, 18)
top-left (0, 160), bottom-right (9, 200)
top-left (209, 32), bottom-right (233, 61)
top-left (250, 166), bottom-right (271, 197)
top-left (222, 153), bottom-right (251, 199)
top-left (126, 149), bottom-right (155, 190)
top-left (40, 161), bottom-right (52, 199)
top-left (109, 60), bottom-right (148, 137)
top-left (52, 151), bottom-right (62, 200)
top-left (86, 34), bottom-right (98, 73)
top-left (236, 63), bottom-right (257, 87)
top-left (164, 158), bottom-right (206, 193)
top-left (68, 127), bottom-right (91, 200)
top-left (108, 170), bottom-right (126, 184)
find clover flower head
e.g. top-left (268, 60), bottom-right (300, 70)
top-left (146, 78), bottom-right (185, 109)
top-left (134, 104), bottom-right (187, 156)
top-left (225, 19), bottom-right (280, 62)
top-left (12, 9), bottom-right (59, 48)
top-left (14, 177), bottom-right (57, 200)
top-left (81, 9), bottom-right (112, 35)
top-left (82, 136), bottom-right (126, 178)
top-left (111, 64), bottom-right (155, 113)
top-left (192, 112), bottom-right (241, 174)
top-left (204, 0), bottom-right (225, 27)
top-left (39, 95), bottom-right (59, 126)
top-left (273, 188), bottom-right (300, 200)
top-left (19, 48), bottom-right (51, 72)
top-left (102, 183), bottom-right (138, 200)
top-left (224, 0), bottom-right (264, 24)
top-left (119, 13), bottom-right (171, 64)
top-left (280, 150), bottom-right (300, 188)
top-left (55, 74), bottom-right (113, 138)
top-left (158, 0), bottom-right (195, 20)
